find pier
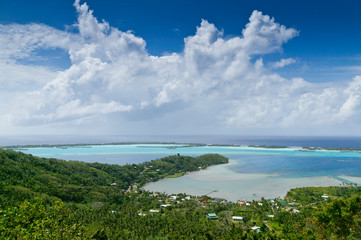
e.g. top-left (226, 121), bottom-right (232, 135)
top-left (205, 190), bottom-right (218, 195)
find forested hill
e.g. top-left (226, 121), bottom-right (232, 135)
top-left (0, 148), bottom-right (227, 204)
top-left (2, 149), bottom-right (361, 239)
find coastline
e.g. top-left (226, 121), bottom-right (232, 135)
top-left (4, 141), bottom-right (361, 153)
top-left (5, 142), bottom-right (361, 201)
top-left (143, 159), bottom-right (347, 202)
top-left (5, 142), bottom-right (361, 156)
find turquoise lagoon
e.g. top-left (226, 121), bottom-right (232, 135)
top-left (14, 144), bottom-right (361, 201)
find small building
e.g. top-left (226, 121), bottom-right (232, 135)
top-left (160, 204), bottom-right (171, 208)
top-left (207, 213), bottom-right (218, 219)
top-left (238, 201), bottom-right (245, 206)
top-left (170, 195), bottom-right (177, 200)
top-left (185, 196), bottom-right (191, 200)
top-left (258, 203), bottom-right (263, 206)
top-left (212, 200), bottom-right (219, 203)
top-left (110, 183), bottom-right (117, 186)
top-left (267, 215), bottom-right (274, 218)
top-left (322, 194), bottom-right (329, 199)
top-left (227, 201), bottom-right (233, 204)
top-left (251, 226), bottom-right (260, 231)
top-left (232, 216), bottom-right (243, 221)
top-left (293, 209), bottom-right (301, 213)
top-left (149, 209), bottom-right (160, 213)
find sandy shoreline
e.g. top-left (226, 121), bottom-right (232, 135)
top-left (9, 142), bottom-right (361, 201)
top-left (338, 175), bottom-right (361, 185)
top-left (143, 160), bottom-right (352, 201)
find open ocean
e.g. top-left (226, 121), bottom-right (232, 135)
top-left (2, 135), bottom-right (361, 148)
top-left (3, 135), bottom-right (361, 201)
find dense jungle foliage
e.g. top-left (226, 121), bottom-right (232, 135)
top-left (1, 148), bottom-right (361, 239)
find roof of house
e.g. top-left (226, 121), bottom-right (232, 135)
top-left (207, 213), bottom-right (218, 219)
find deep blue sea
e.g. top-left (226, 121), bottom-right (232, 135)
top-left (2, 135), bottom-right (361, 147)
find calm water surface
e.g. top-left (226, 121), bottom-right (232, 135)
top-left (7, 136), bottom-right (361, 201)
top-left (12, 144), bottom-right (361, 177)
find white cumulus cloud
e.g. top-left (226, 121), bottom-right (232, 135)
top-left (1, 1), bottom-right (361, 135)
top-left (272, 58), bottom-right (297, 68)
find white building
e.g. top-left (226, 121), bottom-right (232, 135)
top-left (232, 216), bottom-right (243, 221)
top-left (160, 204), bottom-right (171, 208)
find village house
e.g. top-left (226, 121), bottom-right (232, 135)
top-left (207, 213), bottom-right (219, 219)
top-left (232, 216), bottom-right (243, 221)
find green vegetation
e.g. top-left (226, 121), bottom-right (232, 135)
top-left (165, 172), bottom-right (185, 178)
top-left (285, 186), bottom-right (361, 205)
top-left (0, 149), bottom-right (227, 204)
top-left (1, 148), bottom-right (361, 239)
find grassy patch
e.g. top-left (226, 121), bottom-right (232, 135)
top-left (165, 173), bottom-right (185, 178)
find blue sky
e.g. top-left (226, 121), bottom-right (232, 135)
top-left (2, 0), bottom-right (361, 81)
top-left (1, 0), bottom-right (361, 136)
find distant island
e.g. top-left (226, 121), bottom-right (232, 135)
top-left (4, 141), bottom-right (361, 153)
top-left (1, 142), bottom-right (206, 149)
top-left (1, 148), bottom-right (361, 239)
